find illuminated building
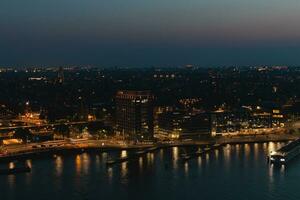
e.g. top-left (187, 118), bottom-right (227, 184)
top-left (115, 90), bottom-right (154, 140)
top-left (157, 111), bottom-right (211, 139)
top-left (211, 106), bottom-right (286, 136)
top-left (57, 67), bottom-right (64, 84)
top-left (18, 112), bottom-right (46, 125)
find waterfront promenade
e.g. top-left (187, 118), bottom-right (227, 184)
top-left (0, 133), bottom-right (298, 161)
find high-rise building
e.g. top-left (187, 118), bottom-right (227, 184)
top-left (115, 90), bottom-right (154, 140)
top-left (57, 67), bottom-right (64, 84)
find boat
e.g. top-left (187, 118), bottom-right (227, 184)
top-left (269, 138), bottom-right (300, 165)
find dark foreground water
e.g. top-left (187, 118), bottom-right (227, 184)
top-left (2, 142), bottom-right (300, 200)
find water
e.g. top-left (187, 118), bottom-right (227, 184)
top-left (2, 142), bottom-right (300, 200)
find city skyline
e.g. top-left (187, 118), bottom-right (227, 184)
top-left (2, 1), bottom-right (300, 200)
top-left (1, 0), bottom-right (300, 66)
top-left (0, 66), bottom-right (300, 199)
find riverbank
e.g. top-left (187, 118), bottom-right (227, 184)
top-left (0, 133), bottom-right (298, 162)
top-left (215, 133), bottom-right (299, 144)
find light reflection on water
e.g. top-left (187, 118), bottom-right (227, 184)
top-left (148, 153), bottom-right (154, 165)
top-left (121, 162), bottom-right (128, 179)
top-left (245, 143), bottom-right (250, 157)
top-left (55, 156), bottom-right (63, 176)
top-left (236, 144), bottom-right (240, 155)
top-left (263, 142), bottom-right (267, 151)
top-left (75, 154), bottom-right (82, 174)
top-left (184, 162), bottom-right (189, 176)
top-left (215, 149), bottom-right (219, 159)
top-left (102, 152), bottom-right (108, 160)
top-left (25, 160), bottom-right (32, 185)
top-left (1, 142), bottom-right (294, 200)
top-left (74, 153), bottom-right (91, 175)
top-left (205, 152), bottom-right (210, 163)
top-left (82, 153), bottom-right (90, 174)
top-left (268, 142), bottom-right (277, 153)
top-left (197, 156), bottom-right (202, 166)
top-left (280, 164), bottom-right (286, 175)
top-left (172, 147), bottom-right (179, 170)
top-left (107, 166), bottom-right (113, 183)
top-left (159, 149), bottom-right (164, 161)
top-left (7, 174), bottom-right (16, 190)
top-left (254, 143), bottom-right (259, 164)
top-left (224, 144), bottom-right (231, 168)
top-left (95, 155), bottom-right (100, 167)
top-left (139, 157), bottom-right (143, 171)
top-left (268, 163), bottom-right (275, 194)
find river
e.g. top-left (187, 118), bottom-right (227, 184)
top-left (2, 142), bottom-right (300, 200)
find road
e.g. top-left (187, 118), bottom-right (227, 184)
top-left (0, 120), bottom-right (103, 131)
top-left (0, 139), bottom-right (155, 158)
top-left (0, 133), bottom-right (298, 160)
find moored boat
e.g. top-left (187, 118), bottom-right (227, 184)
top-left (269, 138), bottom-right (300, 165)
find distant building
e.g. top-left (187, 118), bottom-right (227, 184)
top-left (211, 107), bottom-right (286, 136)
top-left (0, 105), bottom-right (16, 120)
top-left (57, 67), bottom-right (64, 84)
top-left (115, 90), bottom-right (154, 140)
top-left (18, 112), bottom-right (46, 125)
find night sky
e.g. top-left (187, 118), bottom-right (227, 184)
top-left (1, 0), bottom-right (300, 66)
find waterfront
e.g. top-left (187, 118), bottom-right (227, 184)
top-left (0, 133), bottom-right (297, 161)
top-left (2, 142), bottom-right (300, 200)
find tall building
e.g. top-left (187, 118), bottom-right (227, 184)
top-left (57, 67), bottom-right (64, 84)
top-left (115, 90), bottom-right (154, 140)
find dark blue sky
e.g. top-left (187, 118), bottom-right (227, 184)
top-left (1, 0), bottom-right (300, 66)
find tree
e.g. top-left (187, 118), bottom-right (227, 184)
top-left (14, 128), bottom-right (31, 143)
top-left (55, 124), bottom-right (70, 139)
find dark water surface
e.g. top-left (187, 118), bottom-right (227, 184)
top-left (2, 142), bottom-right (300, 200)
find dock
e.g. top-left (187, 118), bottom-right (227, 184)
top-left (106, 146), bottom-right (159, 166)
top-left (181, 143), bottom-right (224, 161)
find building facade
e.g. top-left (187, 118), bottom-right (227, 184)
top-left (157, 111), bottom-right (212, 139)
top-left (115, 90), bottom-right (154, 140)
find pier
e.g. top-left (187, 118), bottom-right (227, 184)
top-left (106, 147), bottom-right (159, 166)
top-left (181, 144), bottom-right (224, 161)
